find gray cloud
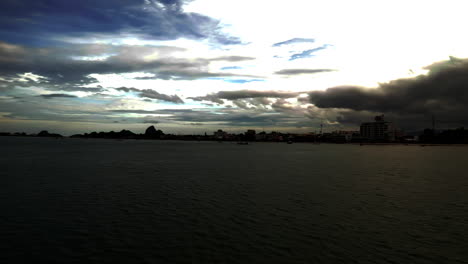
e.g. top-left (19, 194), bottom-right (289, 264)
top-left (163, 110), bottom-right (300, 127)
top-left (244, 97), bottom-right (272, 109)
top-left (107, 107), bottom-right (311, 129)
top-left (149, 70), bottom-right (261, 80)
top-left (0, 87), bottom-right (322, 133)
top-left (115, 87), bottom-right (183, 103)
top-left (139, 89), bottom-right (184, 104)
top-left (110, 109), bottom-right (194, 114)
top-left (189, 90), bottom-right (300, 104)
top-left (39, 94), bottom-right (78, 99)
top-left (307, 57), bottom-right (468, 129)
top-left (0, 0), bottom-right (240, 46)
top-left (0, 42), bottom-right (256, 88)
top-left (188, 94), bottom-right (225, 104)
top-left (142, 119), bottom-right (160, 124)
top-left (115, 87), bottom-right (138, 93)
top-left (208, 56), bottom-right (255, 62)
top-left (110, 109), bottom-right (159, 114)
top-left (232, 100), bottom-right (251, 109)
top-left (58, 86), bottom-right (105, 93)
top-left (0, 94), bottom-right (116, 125)
top-left (217, 90), bottom-right (300, 100)
top-left (275, 69), bottom-right (336, 75)
top-left (272, 38), bottom-right (315, 47)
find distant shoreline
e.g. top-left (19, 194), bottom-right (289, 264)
top-left (2, 125), bottom-right (468, 144)
top-left (354, 143), bottom-right (468, 146)
top-left (2, 135), bottom-right (468, 146)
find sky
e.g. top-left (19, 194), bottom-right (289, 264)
top-left (1, 0), bottom-right (468, 135)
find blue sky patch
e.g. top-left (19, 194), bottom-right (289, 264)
top-left (220, 66), bottom-right (243, 70)
top-left (224, 79), bottom-right (264, 84)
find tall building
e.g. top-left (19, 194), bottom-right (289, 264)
top-left (213, 129), bottom-right (227, 140)
top-left (360, 115), bottom-right (396, 141)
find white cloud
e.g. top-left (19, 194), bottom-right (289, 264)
top-left (3, 0), bottom-right (468, 133)
top-left (185, 0), bottom-right (468, 87)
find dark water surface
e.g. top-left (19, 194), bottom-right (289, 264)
top-left (1, 137), bottom-right (467, 263)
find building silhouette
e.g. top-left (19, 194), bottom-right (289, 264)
top-left (213, 129), bottom-right (227, 140)
top-left (360, 115), bottom-right (397, 142)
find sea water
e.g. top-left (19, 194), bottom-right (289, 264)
top-left (1, 137), bottom-right (467, 263)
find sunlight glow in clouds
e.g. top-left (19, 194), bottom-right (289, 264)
top-left (1, 0), bottom-right (468, 134)
top-left (186, 0), bottom-right (468, 84)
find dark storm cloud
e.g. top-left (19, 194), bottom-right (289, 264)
top-left (307, 57), bottom-right (468, 128)
top-left (115, 87), bottom-right (183, 103)
top-left (272, 38), bottom-right (315, 47)
top-left (289, 44), bottom-right (330, 60)
top-left (189, 90), bottom-right (300, 103)
top-left (0, 0), bottom-right (239, 46)
top-left (39, 94), bottom-right (78, 99)
top-left (274, 69), bottom-right (336, 75)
